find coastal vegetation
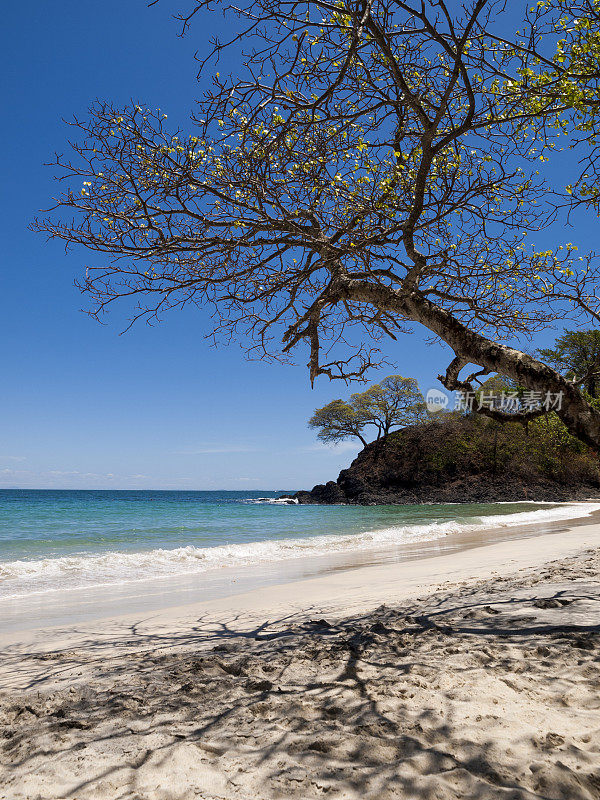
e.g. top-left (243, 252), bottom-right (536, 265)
top-left (309, 374), bottom-right (428, 446)
top-left (295, 406), bottom-right (600, 504)
top-left (538, 329), bottom-right (600, 400)
top-left (34, 0), bottom-right (600, 447)
top-left (298, 349), bottom-right (600, 503)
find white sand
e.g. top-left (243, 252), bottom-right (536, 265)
top-left (1, 522), bottom-right (600, 798)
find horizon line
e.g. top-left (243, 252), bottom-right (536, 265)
top-left (0, 487), bottom-right (298, 492)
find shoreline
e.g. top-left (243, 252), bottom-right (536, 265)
top-left (1, 500), bottom-right (600, 637)
top-left (1, 510), bottom-right (600, 679)
top-left (1, 518), bottom-right (599, 798)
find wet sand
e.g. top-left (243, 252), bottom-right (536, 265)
top-left (2, 501), bottom-right (599, 635)
top-left (1, 515), bottom-right (600, 799)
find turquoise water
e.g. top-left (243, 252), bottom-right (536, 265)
top-left (0, 490), bottom-right (595, 601)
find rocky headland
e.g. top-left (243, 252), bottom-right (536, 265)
top-left (285, 415), bottom-right (600, 505)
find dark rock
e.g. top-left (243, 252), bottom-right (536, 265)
top-left (282, 416), bottom-right (600, 505)
top-left (306, 481), bottom-right (346, 504)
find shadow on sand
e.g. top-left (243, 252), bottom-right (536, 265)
top-left (1, 549), bottom-right (600, 799)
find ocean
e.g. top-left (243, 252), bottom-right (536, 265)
top-left (1, 489), bottom-right (597, 606)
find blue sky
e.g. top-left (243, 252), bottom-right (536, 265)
top-left (0, 1), bottom-right (590, 489)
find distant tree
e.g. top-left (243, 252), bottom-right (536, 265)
top-left (538, 331), bottom-right (600, 399)
top-left (352, 375), bottom-right (429, 439)
top-left (309, 375), bottom-right (427, 446)
top-left (308, 399), bottom-right (369, 447)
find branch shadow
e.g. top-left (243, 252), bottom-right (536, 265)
top-left (1, 561), bottom-right (600, 799)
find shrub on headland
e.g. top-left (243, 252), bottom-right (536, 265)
top-left (290, 410), bottom-right (600, 505)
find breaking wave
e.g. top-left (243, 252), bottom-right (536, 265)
top-left (0, 502), bottom-right (597, 600)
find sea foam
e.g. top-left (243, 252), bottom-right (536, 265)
top-left (0, 502), bottom-right (597, 600)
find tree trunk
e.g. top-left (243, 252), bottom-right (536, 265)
top-left (588, 377), bottom-right (597, 398)
top-left (406, 294), bottom-right (600, 450)
top-left (344, 280), bottom-right (600, 449)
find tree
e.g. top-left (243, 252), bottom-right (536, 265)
top-left (508, 0), bottom-right (600, 212)
top-left (33, 0), bottom-right (600, 449)
top-left (538, 330), bottom-right (600, 398)
top-left (308, 399), bottom-right (369, 447)
top-left (351, 375), bottom-right (428, 438)
top-left (309, 374), bottom-right (427, 445)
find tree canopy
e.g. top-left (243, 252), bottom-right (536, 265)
top-left (33, 0), bottom-right (600, 448)
top-left (308, 398), bottom-right (369, 446)
top-left (538, 330), bottom-right (600, 398)
top-left (309, 374), bottom-right (428, 445)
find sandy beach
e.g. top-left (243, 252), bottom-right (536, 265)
top-left (1, 519), bottom-right (600, 799)
top-left (9, 0), bottom-right (600, 796)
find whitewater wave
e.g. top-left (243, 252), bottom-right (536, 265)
top-left (0, 502), bottom-right (597, 600)
top-left (244, 497), bottom-right (299, 504)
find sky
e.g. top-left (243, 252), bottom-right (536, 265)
top-left (0, 1), bottom-right (593, 490)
